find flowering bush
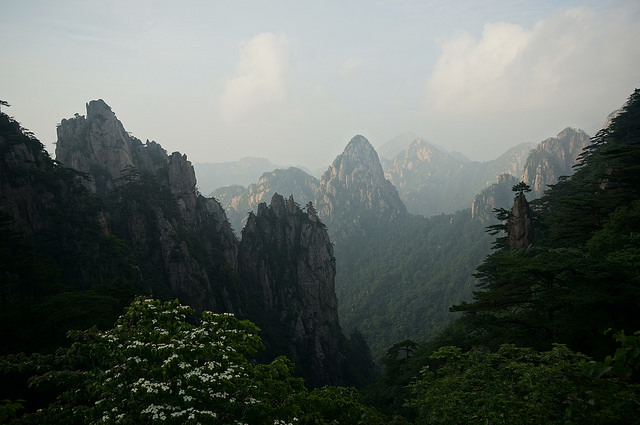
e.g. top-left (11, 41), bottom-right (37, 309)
top-left (2, 297), bottom-right (383, 425)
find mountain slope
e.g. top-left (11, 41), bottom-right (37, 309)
top-left (213, 167), bottom-right (319, 234)
top-left (383, 139), bottom-right (535, 217)
top-left (1, 100), bottom-right (361, 387)
top-left (316, 135), bottom-right (407, 242)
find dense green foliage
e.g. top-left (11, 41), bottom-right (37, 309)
top-left (0, 298), bottom-right (384, 424)
top-left (336, 209), bottom-right (492, 359)
top-left (452, 89), bottom-right (640, 358)
top-left (366, 89), bottom-right (640, 422)
top-left (406, 342), bottom-right (639, 424)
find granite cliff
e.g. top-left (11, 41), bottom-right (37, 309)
top-left (52, 100), bottom-right (353, 386)
top-left (522, 127), bottom-right (591, 198)
top-left (56, 100), bottom-right (238, 312)
top-left (212, 135), bottom-right (407, 243)
top-left (471, 173), bottom-right (521, 223)
top-left (471, 128), bottom-right (591, 222)
top-left (316, 135), bottom-right (407, 241)
top-left (238, 194), bottom-right (342, 385)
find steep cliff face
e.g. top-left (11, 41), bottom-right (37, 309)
top-left (471, 173), bottom-right (520, 223)
top-left (522, 128), bottom-right (591, 198)
top-left (52, 100), bottom-right (351, 386)
top-left (316, 135), bottom-right (407, 241)
top-left (238, 193), bottom-right (342, 386)
top-left (55, 100), bottom-right (239, 312)
top-left (507, 193), bottom-right (534, 249)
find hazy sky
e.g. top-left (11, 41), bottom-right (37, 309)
top-left (2, 0), bottom-right (639, 168)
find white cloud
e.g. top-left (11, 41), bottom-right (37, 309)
top-left (424, 3), bottom-right (640, 158)
top-left (340, 58), bottom-right (363, 77)
top-left (218, 33), bottom-right (290, 122)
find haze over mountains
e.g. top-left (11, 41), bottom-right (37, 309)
top-left (205, 125), bottom-right (591, 235)
top-left (2, 88), bottom-right (639, 423)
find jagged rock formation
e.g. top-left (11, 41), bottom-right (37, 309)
top-left (213, 167), bottom-right (320, 235)
top-left (471, 173), bottom-right (521, 223)
top-left (470, 129), bottom-right (591, 221)
top-left (238, 193), bottom-right (342, 385)
top-left (522, 128), bottom-right (591, 198)
top-left (316, 135), bottom-right (407, 241)
top-left (52, 100), bottom-right (351, 387)
top-left (214, 135), bottom-right (408, 243)
top-left (383, 138), bottom-right (535, 216)
top-left (507, 193), bottom-right (534, 249)
top-left (55, 100), bottom-right (239, 312)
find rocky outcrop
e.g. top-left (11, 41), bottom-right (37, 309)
top-left (238, 193), bottom-right (342, 386)
top-left (522, 128), bottom-right (591, 198)
top-left (316, 135), bottom-right (407, 241)
top-left (214, 167), bottom-right (320, 235)
top-left (56, 100), bottom-right (138, 193)
top-left (471, 173), bottom-right (520, 223)
top-left (52, 100), bottom-right (351, 385)
top-left (55, 100), bottom-right (239, 312)
top-left (469, 129), bottom-right (590, 221)
top-left (507, 193), bottom-right (534, 249)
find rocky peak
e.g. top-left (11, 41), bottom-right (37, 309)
top-left (54, 100), bottom-right (239, 312)
top-left (316, 135), bottom-right (407, 241)
top-left (238, 193), bottom-right (342, 386)
top-left (522, 128), bottom-right (591, 198)
top-left (405, 138), bottom-right (438, 162)
top-left (213, 167), bottom-right (320, 235)
top-left (507, 193), bottom-right (534, 249)
top-left (471, 173), bottom-right (520, 223)
top-left (56, 100), bottom-right (136, 193)
top-left (324, 135), bottom-right (387, 188)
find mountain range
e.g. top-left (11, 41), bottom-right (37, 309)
top-left (1, 95), bottom-right (605, 379)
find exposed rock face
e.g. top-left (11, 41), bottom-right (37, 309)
top-left (507, 193), bottom-right (534, 249)
top-left (214, 167), bottom-right (320, 235)
top-left (238, 193), bottom-right (342, 386)
top-left (471, 173), bottom-right (520, 223)
top-left (522, 128), bottom-right (591, 198)
top-left (52, 100), bottom-right (348, 386)
top-left (316, 135), bottom-right (407, 241)
top-left (382, 138), bottom-right (535, 217)
top-left (56, 100), bottom-right (137, 193)
top-left (55, 100), bottom-right (239, 312)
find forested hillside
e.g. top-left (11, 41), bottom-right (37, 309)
top-left (366, 89), bottom-right (640, 423)
top-left (336, 210), bottom-right (491, 359)
top-left (2, 87), bottom-right (639, 423)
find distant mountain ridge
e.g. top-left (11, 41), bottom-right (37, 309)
top-left (195, 157), bottom-right (281, 196)
top-left (214, 167), bottom-right (319, 234)
top-left (472, 127), bottom-right (592, 222)
top-left (381, 138), bottom-right (535, 217)
top-left (214, 135), bottom-right (407, 242)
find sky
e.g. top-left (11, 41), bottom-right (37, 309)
top-left (1, 0), bottom-right (639, 169)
